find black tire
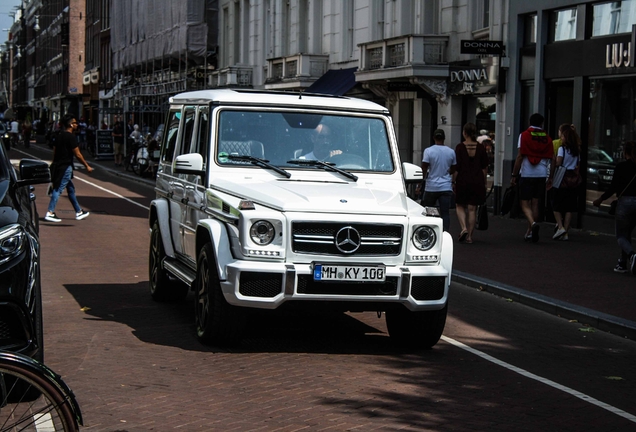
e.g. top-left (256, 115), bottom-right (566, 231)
top-left (137, 158), bottom-right (149, 176)
top-left (124, 153), bottom-right (133, 172)
top-left (149, 221), bottom-right (188, 302)
top-left (0, 353), bottom-right (79, 431)
top-left (195, 243), bottom-right (245, 345)
top-left (131, 158), bottom-right (140, 174)
top-left (386, 304), bottom-right (448, 349)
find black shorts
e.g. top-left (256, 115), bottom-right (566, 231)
top-left (518, 177), bottom-right (546, 200)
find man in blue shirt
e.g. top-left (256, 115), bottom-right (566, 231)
top-left (421, 129), bottom-right (457, 231)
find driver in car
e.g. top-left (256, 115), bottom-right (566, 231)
top-left (302, 123), bottom-right (342, 160)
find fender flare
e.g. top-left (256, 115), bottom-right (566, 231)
top-left (196, 219), bottom-right (233, 281)
top-left (149, 199), bottom-right (175, 258)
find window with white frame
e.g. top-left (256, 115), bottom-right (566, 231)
top-left (593, 0), bottom-right (636, 36)
top-left (475, 0), bottom-right (490, 30)
top-left (552, 8), bottom-right (577, 41)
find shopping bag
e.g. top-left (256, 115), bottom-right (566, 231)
top-left (500, 186), bottom-right (516, 216)
top-left (552, 165), bottom-right (566, 188)
top-left (476, 204), bottom-right (488, 230)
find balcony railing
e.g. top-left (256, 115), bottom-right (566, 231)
top-left (265, 53), bottom-right (329, 84)
top-left (359, 35), bottom-right (449, 71)
top-left (208, 65), bottom-right (254, 88)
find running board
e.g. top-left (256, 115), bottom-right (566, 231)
top-left (163, 258), bottom-right (197, 287)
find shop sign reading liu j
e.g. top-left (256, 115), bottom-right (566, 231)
top-left (606, 41), bottom-right (633, 69)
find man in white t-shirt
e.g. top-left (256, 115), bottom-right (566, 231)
top-left (421, 129), bottom-right (457, 231)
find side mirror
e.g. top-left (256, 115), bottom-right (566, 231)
top-left (402, 162), bottom-right (423, 184)
top-left (174, 153), bottom-right (205, 177)
top-left (16, 159), bottom-right (51, 187)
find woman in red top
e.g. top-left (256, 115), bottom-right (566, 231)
top-left (453, 122), bottom-right (490, 243)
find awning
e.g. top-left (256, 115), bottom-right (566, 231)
top-left (306, 67), bottom-right (357, 96)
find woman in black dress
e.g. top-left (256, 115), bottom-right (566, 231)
top-left (453, 122), bottom-right (489, 243)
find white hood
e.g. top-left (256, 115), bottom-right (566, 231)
top-left (212, 175), bottom-right (410, 216)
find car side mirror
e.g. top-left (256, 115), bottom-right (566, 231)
top-left (16, 159), bottom-right (51, 187)
top-left (174, 153), bottom-right (205, 177)
top-left (402, 162), bottom-right (423, 184)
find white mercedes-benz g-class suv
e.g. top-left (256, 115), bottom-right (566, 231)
top-left (149, 89), bottom-right (453, 348)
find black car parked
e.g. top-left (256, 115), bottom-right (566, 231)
top-left (0, 143), bottom-right (51, 362)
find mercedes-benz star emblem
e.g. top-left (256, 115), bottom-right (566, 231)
top-left (335, 226), bottom-right (361, 254)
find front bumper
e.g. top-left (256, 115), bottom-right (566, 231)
top-left (220, 260), bottom-right (450, 312)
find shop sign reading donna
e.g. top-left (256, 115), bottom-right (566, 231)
top-left (448, 66), bottom-right (493, 95)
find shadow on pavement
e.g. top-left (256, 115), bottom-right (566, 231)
top-left (63, 281), bottom-right (419, 355)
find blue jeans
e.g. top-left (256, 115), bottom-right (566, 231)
top-left (48, 165), bottom-right (81, 214)
top-left (423, 190), bottom-right (453, 232)
top-left (615, 196), bottom-right (636, 265)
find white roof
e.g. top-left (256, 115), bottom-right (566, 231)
top-left (170, 89), bottom-right (389, 114)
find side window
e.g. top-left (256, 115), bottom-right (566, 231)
top-left (162, 110), bottom-right (181, 163)
top-left (179, 108), bottom-right (196, 156)
top-left (195, 107), bottom-right (209, 168)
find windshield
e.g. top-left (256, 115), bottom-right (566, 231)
top-left (216, 110), bottom-right (394, 172)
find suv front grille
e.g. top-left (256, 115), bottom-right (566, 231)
top-left (292, 222), bottom-right (403, 256)
top-left (297, 275), bottom-right (399, 296)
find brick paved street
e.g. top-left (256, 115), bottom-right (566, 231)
top-left (27, 164), bottom-right (636, 432)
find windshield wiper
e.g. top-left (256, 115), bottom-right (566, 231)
top-left (228, 155), bottom-right (291, 178)
top-left (286, 159), bottom-right (358, 182)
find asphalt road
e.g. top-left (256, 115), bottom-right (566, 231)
top-left (10, 144), bottom-right (636, 431)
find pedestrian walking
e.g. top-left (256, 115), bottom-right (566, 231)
top-left (511, 113), bottom-right (554, 242)
top-left (44, 114), bottom-right (93, 223)
top-left (593, 141), bottom-right (636, 274)
top-left (420, 129), bottom-right (457, 232)
top-left (112, 118), bottom-right (125, 167)
top-left (550, 125), bottom-right (581, 241)
top-left (453, 122), bottom-right (489, 243)
top-left (77, 117), bottom-right (87, 149)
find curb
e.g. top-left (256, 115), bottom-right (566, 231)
top-left (452, 270), bottom-right (636, 341)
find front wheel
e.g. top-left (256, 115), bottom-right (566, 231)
top-left (149, 221), bottom-right (188, 302)
top-left (386, 304), bottom-right (447, 349)
top-left (195, 243), bottom-right (245, 345)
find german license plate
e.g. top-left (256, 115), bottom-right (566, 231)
top-left (313, 264), bottom-right (386, 282)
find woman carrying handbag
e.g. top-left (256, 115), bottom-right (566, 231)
top-left (549, 126), bottom-right (581, 241)
top-left (593, 141), bottom-right (636, 274)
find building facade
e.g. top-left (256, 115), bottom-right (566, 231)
top-left (110, 0), bottom-right (219, 133)
top-left (506, 0), bottom-right (633, 226)
top-left (212, 0), bottom-right (507, 174)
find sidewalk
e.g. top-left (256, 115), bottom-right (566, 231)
top-left (449, 210), bottom-right (636, 340)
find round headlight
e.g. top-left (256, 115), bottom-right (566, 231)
top-left (250, 220), bottom-right (275, 245)
top-left (412, 226), bottom-right (436, 251)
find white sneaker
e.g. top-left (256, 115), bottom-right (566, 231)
top-left (553, 228), bottom-right (567, 240)
top-left (44, 212), bottom-right (61, 222)
top-left (75, 210), bottom-right (90, 220)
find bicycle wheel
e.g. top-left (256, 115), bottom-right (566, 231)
top-left (124, 153), bottom-right (133, 172)
top-left (0, 352), bottom-right (81, 431)
top-left (131, 157), bottom-right (140, 175)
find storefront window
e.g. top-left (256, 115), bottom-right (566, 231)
top-left (587, 77), bottom-right (636, 213)
top-left (592, 0), bottom-right (636, 36)
top-left (551, 8), bottom-right (577, 41)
